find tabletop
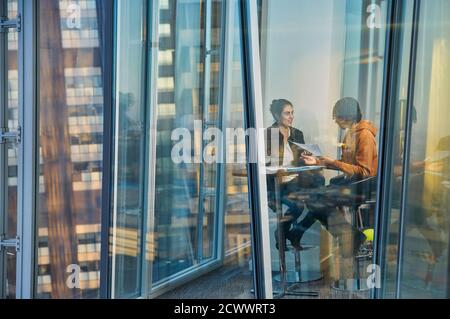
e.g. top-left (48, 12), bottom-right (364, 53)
top-left (232, 165), bottom-right (326, 177)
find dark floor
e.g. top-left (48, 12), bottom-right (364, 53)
top-left (158, 259), bottom-right (370, 299)
top-left (158, 262), bottom-right (254, 299)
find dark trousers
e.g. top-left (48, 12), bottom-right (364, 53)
top-left (293, 207), bottom-right (366, 257)
top-left (273, 179), bottom-right (305, 240)
top-left (291, 181), bottom-right (367, 257)
top-left (268, 173), bottom-right (325, 247)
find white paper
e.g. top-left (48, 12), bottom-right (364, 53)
top-left (265, 165), bottom-right (325, 174)
top-left (291, 142), bottom-right (323, 157)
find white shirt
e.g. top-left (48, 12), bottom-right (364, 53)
top-left (281, 142), bottom-right (296, 183)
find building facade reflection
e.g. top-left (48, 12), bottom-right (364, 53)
top-left (37, 0), bottom-right (104, 298)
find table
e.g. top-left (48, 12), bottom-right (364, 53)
top-left (267, 166), bottom-right (325, 298)
top-left (232, 165), bottom-right (326, 298)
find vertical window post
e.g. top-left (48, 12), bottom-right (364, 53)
top-left (16, 0), bottom-right (37, 299)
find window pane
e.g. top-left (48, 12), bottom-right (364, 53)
top-left (152, 0), bottom-right (221, 284)
top-left (36, 0), bottom-right (107, 298)
top-left (151, 0), bottom-right (202, 283)
top-left (399, 0), bottom-right (450, 298)
top-left (158, 0), bottom-right (255, 298)
top-left (111, 0), bottom-right (256, 299)
top-left (111, 0), bottom-right (147, 299)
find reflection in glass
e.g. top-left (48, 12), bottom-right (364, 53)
top-left (258, 0), bottom-right (386, 298)
top-left (151, 0), bottom-right (204, 283)
top-left (157, 0), bottom-right (255, 298)
top-left (152, 0), bottom-right (224, 284)
top-left (111, 0), bottom-right (146, 299)
top-left (36, 0), bottom-right (106, 298)
top-left (2, 0), bottom-right (19, 299)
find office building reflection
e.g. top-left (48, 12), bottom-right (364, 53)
top-left (36, 0), bottom-right (104, 298)
top-left (112, 0), bottom-right (254, 298)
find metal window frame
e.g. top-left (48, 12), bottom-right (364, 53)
top-left (215, 0), bottom-right (229, 274)
top-left (373, 0), bottom-right (405, 300)
top-left (196, 0), bottom-right (212, 263)
top-left (136, 0), bottom-right (150, 299)
top-left (240, 0), bottom-right (272, 299)
top-left (99, 0), bottom-right (115, 300)
top-left (141, 0), bottom-right (158, 299)
top-left (0, 0), bottom-right (8, 300)
top-left (215, 0), bottom-right (238, 270)
top-left (0, 0), bottom-right (8, 299)
top-left (395, 0), bottom-right (421, 299)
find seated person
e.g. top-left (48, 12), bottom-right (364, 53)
top-left (265, 99), bottom-right (324, 250)
top-left (291, 97), bottom-right (378, 256)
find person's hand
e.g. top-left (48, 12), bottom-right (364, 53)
top-left (319, 156), bottom-right (335, 166)
top-left (301, 155), bottom-right (318, 165)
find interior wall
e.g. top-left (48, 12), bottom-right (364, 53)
top-left (260, 0), bottom-right (347, 163)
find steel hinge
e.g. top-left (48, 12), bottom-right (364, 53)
top-left (0, 235), bottom-right (20, 252)
top-left (0, 14), bottom-right (21, 33)
top-left (0, 126), bottom-right (21, 144)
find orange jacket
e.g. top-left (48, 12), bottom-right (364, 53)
top-left (329, 120), bottom-right (378, 178)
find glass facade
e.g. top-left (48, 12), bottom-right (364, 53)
top-left (0, 0), bottom-right (450, 300)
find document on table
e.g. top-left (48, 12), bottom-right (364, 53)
top-left (265, 165), bottom-right (325, 174)
top-left (291, 142), bottom-right (323, 157)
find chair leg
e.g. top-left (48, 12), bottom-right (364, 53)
top-left (294, 250), bottom-right (302, 282)
top-left (357, 207), bottom-right (364, 230)
top-left (284, 250), bottom-right (319, 297)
